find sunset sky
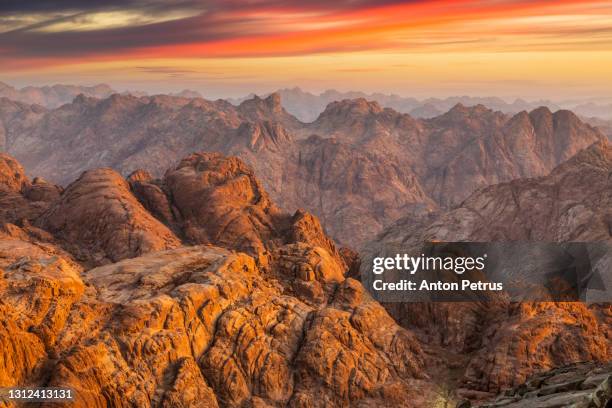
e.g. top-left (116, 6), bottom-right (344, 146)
top-left (1, 0), bottom-right (612, 100)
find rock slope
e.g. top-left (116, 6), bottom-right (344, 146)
top-left (0, 152), bottom-right (436, 408)
top-left (471, 362), bottom-right (612, 408)
top-left (361, 141), bottom-right (612, 400)
top-left (0, 145), bottom-right (609, 407)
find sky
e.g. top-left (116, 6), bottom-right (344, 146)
top-left (1, 0), bottom-right (612, 100)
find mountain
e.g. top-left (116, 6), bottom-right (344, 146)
top-left (0, 93), bottom-right (605, 248)
top-left (0, 152), bottom-right (441, 407)
top-left (0, 81), bottom-right (116, 108)
top-left (231, 88), bottom-right (569, 122)
top-left (234, 87), bottom-right (612, 123)
top-left (361, 140), bottom-right (611, 398)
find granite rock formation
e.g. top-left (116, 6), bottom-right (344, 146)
top-left (0, 152), bottom-right (436, 408)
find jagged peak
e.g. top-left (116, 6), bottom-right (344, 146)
top-left (72, 93), bottom-right (92, 104)
top-left (265, 92), bottom-right (282, 107)
top-left (318, 98), bottom-right (383, 119)
top-left (0, 153), bottom-right (29, 193)
top-left (506, 109), bottom-right (532, 125)
top-left (238, 92), bottom-right (284, 115)
top-left (551, 108), bottom-right (581, 122)
top-left (95, 93), bottom-right (142, 112)
top-left (236, 120), bottom-right (292, 152)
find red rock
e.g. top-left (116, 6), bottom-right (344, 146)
top-left (38, 168), bottom-right (181, 264)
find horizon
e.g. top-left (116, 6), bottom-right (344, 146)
top-left (1, 1), bottom-right (612, 101)
top-left (3, 79), bottom-right (612, 107)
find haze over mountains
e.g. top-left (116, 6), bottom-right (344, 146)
top-left (0, 82), bottom-right (115, 109)
top-left (0, 91), bottom-right (605, 247)
top-left (255, 88), bottom-right (612, 122)
top-left (3, 81), bottom-right (612, 123)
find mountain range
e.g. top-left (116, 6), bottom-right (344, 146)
top-left (0, 82), bottom-right (115, 109)
top-left (3, 81), bottom-right (612, 124)
top-left (0, 92), bottom-right (605, 248)
top-left (230, 87), bottom-right (612, 123)
top-left (0, 80), bottom-right (610, 406)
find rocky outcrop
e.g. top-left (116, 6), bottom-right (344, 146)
top-left (0, 154), bottom-right (59, 225)
top-left (0, 153), bottom-right (29, 192)
top-left (38, 168), bottom-right (181, 265)
top-left (0, 234), bottom-right (84, 388)
top-left (0, 152), bottom-right (435, 407)
top-left (0, 145), bottom-right (609, 406)
top-left (470, 362), bottom-right (612, 408)
top-left (12, 245), bottom-right (428, 407)
top-left (392, 140), bottom-right (611, 244)
top-left (162, 152), bottom-right (286, 257)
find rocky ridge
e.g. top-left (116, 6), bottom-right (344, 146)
top-left (0, 142), bottom-right (610, 407)
top-left (0, 152), bottom-right (437, 407)
top-left (0, 93), bottom-right (605, 248)
top-left (471, 362), bottom-right (612, 408)
top-left (0, 82), bottom-right (115, 109)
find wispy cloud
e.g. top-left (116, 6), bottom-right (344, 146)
top-left (2, 0), bottom-right (609, 64)
top-left (2, 0), bottom-right (612, 101)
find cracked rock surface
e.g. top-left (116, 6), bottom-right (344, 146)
top-left (0, 152), bottom-right (431, 408)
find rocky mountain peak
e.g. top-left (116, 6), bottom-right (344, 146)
top-left (319, 98), bottom-right (384, 119)
top-left (38, 167), bottom-right (181, 264)
top-left (528, 105), bottom-right (554, 128)
top-left (237, 92), bottom-right (298, 126)
top-left (437, 102), bottom-right (497, 121)
top-left (265, 91), bottom-right (282, 110)
top-left (0, 152), bottom-right (437, 407)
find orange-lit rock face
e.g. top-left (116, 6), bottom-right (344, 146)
top-left (0, 152), bottom-right (433, 407)
top-left (0, 244), bottom-right (429, 407)
top-left (38, 168), bottom-right (182, 265)
top-left (163, 152), bottom-right (283, 255)
top-left (0, 153), bottom-right (29, 193)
